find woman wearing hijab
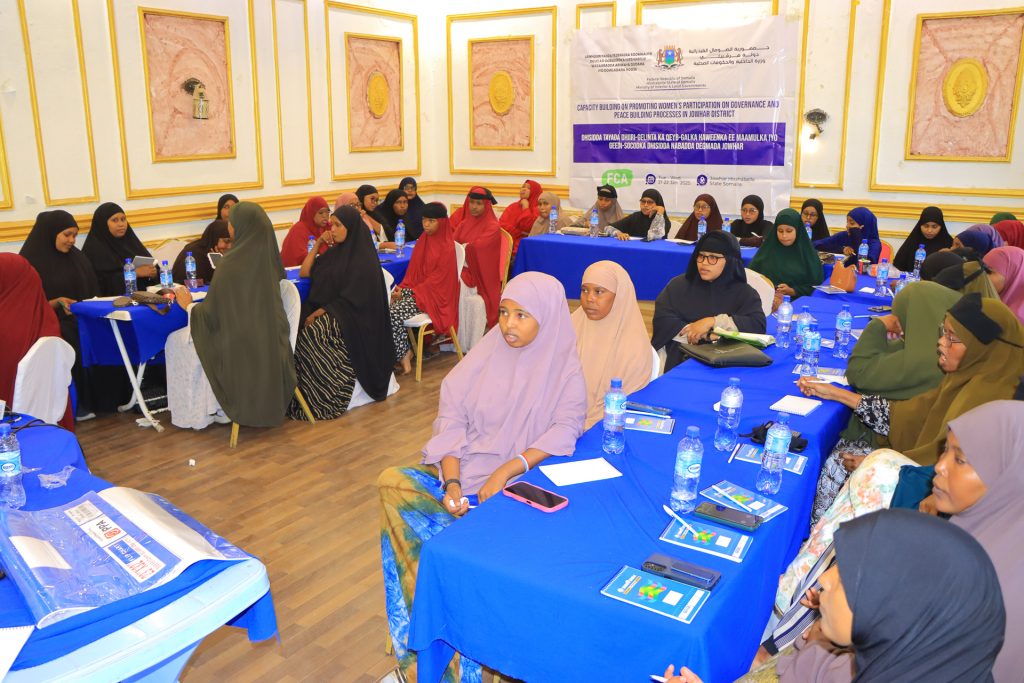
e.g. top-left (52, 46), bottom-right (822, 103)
top-left (573, 261), bottom-right (652, 429)
top-left (388, 203), bottom-right (459, 375)
top-left (280, 196), bottom-right (331, 267)
top-left (289, 206), bottom-right (394, 420)
top-left (991, 211), bottom-right (1017, 225)
top-left (799, 293), bottom-right (1024, 517)
top-left (653, 232), bottom-right (766, 372)
top-left (336, 191), bottom-right (390, 248)
top-left (378, 272), bottom-right (587, 682)
top-left (454, 187), bottom-right (503, 328)
top-left (984, 246), bottom-right (1024, 324)
top-left (82, 202), bottom-right (157, 295)
top-left (813, 206), bottom-right (881, 264)
top-left (609, 188), bottom-right (672, 239)
top-left (665, 509), bottom-right (1006, 683)
top-left (399, 177), bottom-right (425, 236)
top-left (892, 206), bottom-right (953, 272)
top-left (216, 193), bottom-right (238, 221)
top-left (378, 188), bottom-right (420, 242)
top-left (933, 260), bottom-right (1000, 298)
top-left (920, 250), bottom-right (965, 281)
top-left (0, 255), bottom-right (73, 429)
top-left (730, 194), bottom-right (773, 247)
top-left (499, 179), bottom-right (542, 249)
top-left (356, 183), bottom-right (389, 232)
top-left (166, 202), bottom-right (296, 430)
top-left (799, 199), bottom-right (831, 241)
top-left (994, 219), bottom-right (1024, 249)
top-left (570, 184), bottom-right (625, 234)
top-left (671, 193), bottom-right (723, 241)
top-left (171, 220), bottom-right (231, 285)
top-left (748, 208), bottom-right (824, 300)
top-left (528, 191), bottom-right (573, 236)
top-left (954, 224), bottom-right (1004, 256)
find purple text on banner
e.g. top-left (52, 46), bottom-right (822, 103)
top-left (573, 122), bottom-right (786, 166)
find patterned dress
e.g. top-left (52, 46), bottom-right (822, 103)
top-left (287, 313), bottom-right (355, 421)
top-left (388, 288), bottom-right (426, 360)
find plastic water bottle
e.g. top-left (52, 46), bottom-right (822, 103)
top-left (794, 305), bottom-right (812, 361)
top-left (894, 273), bottom-right (908, 296)
top-left (802, 321), bottom-right (821, 377)
top-left (670, 426), bottom-right (703, 514)
top-left (307, 236), bottom-right (316, 254)
top-left (721, 216), bottom-right (731, 233)
top-left (588, 208), bottom-right (600, 237)
top-left (648, 212), bottom-right (665, 240)
top-left (805, 221), bottom-right (813, 241)
top-left (123, 258), bottom-right (137, 295)
top-left (857, 239), bottom-right (870, 273)
top-left (756, 413), bottom-right (791, 495)
top-left (601, 378), bottom-right (627, 455)
top-left (549, 207), bottom-right (560, 234)
top-left (834, 304), bottom-right (852, 359)
top-left (913, 244), bottom-right (927, 280)
top-left (395, 220), bottom-right (406, 256)
top-left (184, 252), bottom-right (198, 289)
top-left (714, 377), bottom-right (743, 452)
top-left (874, 258), bottom-right (890, 297)
top-left (697, 216), bottom-right (707, 240)
top-left (159, 260), bottom-right (173, 288)
top-left (776, 295), bottom-right (793, 349)
top-left (0, 424), bottom-right (25, 510)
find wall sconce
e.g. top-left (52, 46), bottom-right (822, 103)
top-left (181, 78), bottom-right (209, 120)
top-left (804, 108), bottom-right (828, 139)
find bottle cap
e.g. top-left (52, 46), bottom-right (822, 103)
top-left (782, 294), bottom-right (790, 302)
top-left (162, 260), bottom-right (168, 266)
top-left (728, 377), bottom-right (740, 386)
top-left (841, 303), bottom-right (850, 310)
top-left (775, 411), bottom-right (790, 423)
top-left (801, 305), bottom-right (810, 311)
top-left (187, 251), bottom-right (193, 256)
top-left (685, 425), bottom-right (700, 438)
top-left (918, 243), bottom-right (924, 248)
top-left (881, 258), bottom-right (888, 264)
top-left (125, 258), bottom-right (131, 263)
top-left (610, 378), bottom-right (622, 389)
top-left (0, 423), bottom-right (10, 437)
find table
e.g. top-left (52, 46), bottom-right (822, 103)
top-left (0, 415), bottom-right (276, 681)
top-left (407, 296), bottom-right (875, 683)
top-left (512, 234), bottom-right (758, 300)
top-left (812, 273), bottom-right (895, 307)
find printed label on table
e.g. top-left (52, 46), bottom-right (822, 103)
top-left (103, 536), bottom-right (166, 583)
top-left (700, 480), bottom-right (788, 522)
top-left (80, 515), bottom-right (128, 548)
top-left (600, 565), bottom-right (709, 623)
top-left (729, 444), bottom-right (807, 475)
top-left (63, 500), bottom-right (102, 525)
top-left (623, 413), bottom-right (675, 434)
top-left (659, 518), bottom-right (751, 563)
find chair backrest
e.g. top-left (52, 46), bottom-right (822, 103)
top-left (13, 336), bottom-right (75, 424)
top-left (745, 268), bottom-right (776, 316)
top-left (150, 239), bottom-right (189, 267)
top-left (499, 229), bottom-right (513, 290)
top-left (650, 345), bottom-right (661, 381)
top-left (382, 268), bottom-right (395, 297)
top-left (279, 279), bottom-right (301, 351)
top-left (454, 240), bottom-right (466, 273)
top-left (880, 239), bottom-right (894, 263)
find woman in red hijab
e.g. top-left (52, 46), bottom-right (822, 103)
top-left (499, 180), bottom-right (543, 252)
top-left (995, 220), bottom-right (1024, 250)
top-left (388, 203), bottom-right (460, 374)
top-left (280, 196), bottom-right (332, 267)
top-left (453, 187), bottom-right (503, 328)
top-left (0, 254), bottom-right (72, 428)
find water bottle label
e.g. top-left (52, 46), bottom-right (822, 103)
top-left (686, 462), bottom-right (701, 475)
top-left (0, 451), bottom-right (21, 475)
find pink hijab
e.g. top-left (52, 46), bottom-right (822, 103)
top-left (334, 192), bottom-right (357, 210)
top-left (422, 272), bottom-right (587, 494)
top-left (984, 246), bottom-right (1024, 324)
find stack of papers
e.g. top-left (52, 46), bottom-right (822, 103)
top-left (711, 328), bottom-right (775, 349)
top-left (769, 395), bottom-right (822, 416)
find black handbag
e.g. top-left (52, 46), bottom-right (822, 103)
top-left (678, 338), bottom-right (773, 367)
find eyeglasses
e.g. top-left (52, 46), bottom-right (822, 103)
top-left (938, 324), bottom-right (964, 345)
top-left (696, 253), bottom-right (723, 265)
top-left (694, 202), bottom-right (711, 211)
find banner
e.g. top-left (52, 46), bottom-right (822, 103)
top-left (571, 17), bottom-right (799, 220)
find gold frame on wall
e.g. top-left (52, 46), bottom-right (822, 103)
top-left (870, 0), bottom-right (1024, 197)
top-left (635, 0), bottom-right (779, 25)
top-left (324, 2), bottom-right (421, 182)
top-left (343, 32), bottom-right (405, 153)
top-left (576, 2), bottom-right (616, 29)
top-left (446, 6), bottom-right (558, 176)
top-left (271, 0), bottom-right (315, 186)
top-left (903, 7), bottom-right (1024, 163)
top-left (138, 7), bottom-right (238, 163)
top-left (467, 35), bottom-right (534, 151)
top-left (0, 112), bottom-right (11, 210)
top-left (107, 0), bottom-right (263, 199)
top-left (17, 0), bottom-right (99, 206)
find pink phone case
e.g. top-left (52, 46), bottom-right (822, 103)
top-left (502, 482), bottom-right (569, 513)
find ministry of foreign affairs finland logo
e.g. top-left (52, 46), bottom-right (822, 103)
top-left (656, 46), bottom-right (683, 69)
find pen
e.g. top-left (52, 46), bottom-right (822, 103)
top-left (712, 484), bottom-right (754, 512)
top-left (662, 504), bottom-right (698, 540)
top-left (650, 675), bottom-right (667, 682)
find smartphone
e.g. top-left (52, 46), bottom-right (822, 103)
top-left (642, 552), bottom-right (720, 590)
top-left (207, 252), bottom-right (223, 269)
top-left (867, 305), bottom-right (892, 313)
top-left (503, 481), bottom-right (568, 513)
top-left (624, 401), bottom-right (671, 417)
top-left (694, 502), bottom-right (762, 531)
top-left (131, 255), bottom-right (156, 269)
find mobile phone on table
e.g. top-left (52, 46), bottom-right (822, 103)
top-left (694, 502), bottom-right (762, 531)
top-left (642, 552), bottom-right (720, 590)
top-left (867, 305), bottom-right (891, 313)
top-left (624, 401), bottom-right (671, 416)
top-left (502, 481), bottom-right (568, 512)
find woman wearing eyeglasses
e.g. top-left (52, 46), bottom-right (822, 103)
top-left (652, 231), bottom-right (766, 371)
top-left (797, 293), bottom-right (1024, 526)
top-left (670, 193), bottom-right (723, 241)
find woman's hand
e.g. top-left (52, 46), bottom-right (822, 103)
top-left (443, 483), bottom-right (469, 518)
top-left (380, 241), bottom-right (398, 251)
top-left (841, 452), bottom-right (867, 473)
top-left (173, 286), bottom-right (193, 310)
top-left (477, 468), bottom-right (511, 503)
top-left (318, 231), bottom-right (334, 247)
top-left (656, 206), bottom-right (666, 215)
top-left (876, 314), bottom-right (903, 340)
top-left (135, 264), bottom-right (158, 279)
top-left (919, 494), bottom-right (939, 516)
top-left (663, 664), bottom-right (703, 683)
top-left (390, 288), bottom-right (403, 304)
top-left (50, 297), bottom-right (77, 315)
top-left (796, 377), bottom-right (843, 401)
top-left (799, 586), bottom-right (821, 610)
top-left (776, 284), bottom-right (796, 297)
top-left (681, 317), bottom-right (716, 344)
top-left (304, 307), bottom-right (326, 328)
top-left (842, 246), bottom-right (855, 257)
top-left (614, 231), bottom-right (629, 241)
top-left (803, 619), bottom-right (830, 645)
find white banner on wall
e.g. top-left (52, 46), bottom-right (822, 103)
top-left (571, 17), bottom-right (799, 219)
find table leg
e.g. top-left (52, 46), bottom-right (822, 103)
top-left (109, 319), bottom-right (164, 432)
top-left (118, 361), bottom-right (146, 411)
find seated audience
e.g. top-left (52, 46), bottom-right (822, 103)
top-left (800, 198), bottom-right (831, 241)
top-left (356, 184), bottom-right (389, 235)
top-left (813, 207), bottom-right (881, 264)
top-left (280, 197), bottom-right (331, 267)
top-left (983, 246), bottom-right (1024, 324)
top-left (216, 193), bottom-right (238, 221)
top-left (399, 176), bottom-right (425, 237)
top-left (892, 206), bottom-right (952, 272)
top-left (920, 249), bottom-right (965, 281)
top-left (608, 188), bottom-right (672, 239)
top-left (499, 179), bottom-right (542, 250)
top-left (379, 188), bottom-right (419, 242)
top-left (569, 184), bottom-right (625, 236)
top-left (991, 211), bottom-right (1017, 225)
top-left (933, 259), bottom-right (1000, 298)
top-left (171, 220), bottom-right (231, 284)
top-left (954, 223), bottom-right (1004, 256)
top-left (453, 187), bottom-right (503, 328)
top-left (528, 191), bottom-right (573, 236)
top-left (747, 208), bottom-right (824, 300)
top-left (82, 202), bottom-right (157, 294)
top-left (994, 219), bottom-right (1024, 249)
top-left (671, 193), bottom-right (723, 241)
top-left (729, 194), bottom-right (773, 247)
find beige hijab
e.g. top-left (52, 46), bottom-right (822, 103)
top-left (572, 261), bottom-right (653, 428)
top-left (529, 192), bottom-right (573, 236)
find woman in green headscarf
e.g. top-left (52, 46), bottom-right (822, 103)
top-left (166, 202), bottom-right (297, 429)
top-left (747, 207), bottom-right (824, 300)
top-left (990, 211), bottom-right (1017, 225)
top-left (933, 260), bottom-right (1000, 299)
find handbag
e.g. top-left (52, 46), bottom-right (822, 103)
top-left (113, 290), bottom-right (174, 314)
top-left (678, 338), bottom-right (772, 367)
top-left (829, 258), bottom-right (857, 292)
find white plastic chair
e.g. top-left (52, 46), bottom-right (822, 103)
top-left (649, 346), bottom-right (662, 381)
top-left (150, 239), bottom-right (188, 268)
top-left (403, 247), bottom-right (466, 381)
top-left (456, 242), bottom-right (488, 351)
top-left (382, 268), bottom-right (395, 295)
top-left (745, 268), bottom-right (776, 317)
top-left (12, 337), bottom-right (74, 424)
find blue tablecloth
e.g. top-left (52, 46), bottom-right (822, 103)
top-left (512, 234), bottom-right (758, 300)
top-left (408, 296), bottom-right (875, 683)
top-left (0, 415), bottom-right (277, 670)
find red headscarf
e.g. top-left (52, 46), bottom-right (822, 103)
top-left (455, 187), bottom-right (503, 327)
top-left (995, 220), bottom-right (1024, 250)
top-left (280, 196), bottom-right (330, 267)
top-left (499, 179), bottom-right (543, 246)
top-left (398, 203), bottom-right (460, 332)
top-left (0, 254), bottom-right (72, 428)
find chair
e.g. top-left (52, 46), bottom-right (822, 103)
top-left (499, 229), bottom-right (514, 290)
top-left (229, 280), bottom-right (315, 448)
top-left (455, 242), bottom-right (487, 352)
top-left (649, 346), bottom-right (662, 381)
top-left (12, 337), bottom-right (74, 424)
top-left (149, 239), bottom-right (189, 268)
top-left (879, 239), bottom-right (894, 263)
top-left (403, 247), bottom-right (466, 382)
top-left (745, 268), bottom-right (777, 316)
top-left (382, 267), bottom-right (395, 295)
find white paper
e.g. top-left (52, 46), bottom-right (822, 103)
top-left (858, 286), bottom-right (875, 293)
top-left (10, 536), bottom-right (71, 570)
top-left (0, 626), bottom-right (34, 680)
top-left (769, 395), bottom-right (822, 416)
top-left (539, 458), bottom-right (622, 487)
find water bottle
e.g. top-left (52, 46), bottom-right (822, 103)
top-left (756, 413), bottom-right (791, 495)
top-left (123, 258), bottom-right (137, 295)
top-left (549, 207), bottom-right (560, 234)
top-left (159, 260), bottom-right (173, 288)
top-left (833, 304), bottom-right (852, 359)
top-left (588, 208), bottom-right (600, 238)
top-left (307, 236), bottom-right (316, 254)
top-left (805, 221), bottom-right (813, 241)
top-left (395, 220), bottom-right (406, 256)
top-left (601, 378), bottom-right (627, 455)
top-left (857, 239), bottom-right (869, 273)
top-left (0, 424), bottom-right (25, 510)
top-left (802, 321), bottom-right (821, 377)
top-left (670, 426), bottom-right (703, 514)
top-left (874, 258), bottom-right (890, 297)
top-left (714, 377), bottom-right (743, 452)
top-left (697, 216), bottom-right (707, 240)
top-left (776, 295), bottom-right (793, 349)
top-left (894, 273), bottom-right (908, 296)
top-left (184, 252), bottom-right (198, 289)
top-left (721, 216), bottom-right (731, 233)
top-left (648, 212), bottom-right (665, 240)
top-left (913, 244), bottom-right (926, 280)
top-left (794, 305), bottom-right (812, 361)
